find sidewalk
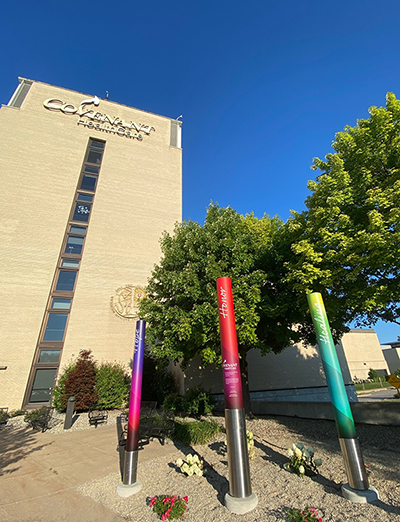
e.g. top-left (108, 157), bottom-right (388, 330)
top-left (0, 423), bottom-right (177, 522)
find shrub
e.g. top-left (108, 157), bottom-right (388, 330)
top-left (52, 363), bottom-right (76, 412)
top-left (183, 386), bottom-right (215, 418)
top-left (173, 419), bottom-right (220, 445)
top-left (162, 393), bottom-right (184, 413)
top-left (395, 368), bottom-right (400, 378)
top-left (0, 410), bottom-right (10, 422)
top-left (63, 350), bottom-right (98, 411)
top-left (368, 368), bottom-right (379, 381)
top-left (24, 407), bottom-right (46, 424)
top-left (95, 362), bottom-right (130, 409)
top-left (9, 409), bottom-right (26, 417)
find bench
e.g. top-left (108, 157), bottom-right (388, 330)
top-left (26, 406), bottom-right (54, 432)
top-left (88, 406), bottom-right (108, 428)
top-left (139, 409), bottom-right (175, 445)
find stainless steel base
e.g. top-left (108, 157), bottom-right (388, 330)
top-left (225, 408), bottom-right (252, 498)
top-left (339, 438), bottom-right (369, 491)
top-left (122, 449), bottom-right (138, 485)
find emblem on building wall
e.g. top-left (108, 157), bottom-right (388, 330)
top-left (110, 285), bottom-right (147, 320)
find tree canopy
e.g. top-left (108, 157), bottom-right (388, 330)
top-left (286, 92), bottom-right (400, 330)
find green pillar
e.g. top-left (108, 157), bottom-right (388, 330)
top-left (307, 292), bottom-right (357, 439)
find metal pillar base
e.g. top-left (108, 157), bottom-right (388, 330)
top-left (117, 480), bottom-right (142, 498)
top-left (339, 438), bottom-right (369, 490)
top-left (225, 492), bottom-right (258, 514)
top-left (225, 409), bottom-right (252, 499)
top-left (342, 484), bottom-right (379, 504)
top-left (122, 449), bottom-right (138, 485)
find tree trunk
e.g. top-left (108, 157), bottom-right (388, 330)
top-left (239, 348), bottom-right (253, 417)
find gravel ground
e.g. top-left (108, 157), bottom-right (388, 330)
top-left (66, 414), bottom-right (400, 522)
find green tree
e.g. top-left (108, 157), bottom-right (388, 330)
top-left (140, 204), bottom-right (293, 414)
top-left (286, 93), bottom-right (400, 333)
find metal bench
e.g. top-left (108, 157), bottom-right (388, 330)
top-left (139, 409), bottom-right (175, 445)
top-left (26, 406), bottom-right (54, 432)
top-left (88, 406), bottom-right (108, 428)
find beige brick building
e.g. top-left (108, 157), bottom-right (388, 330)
top-left (0, 78), bottom-right (182, 410)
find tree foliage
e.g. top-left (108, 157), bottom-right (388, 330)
top-left (286, 93), bottom-right (400, 331)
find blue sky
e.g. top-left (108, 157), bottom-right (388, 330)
top-left (1, 0), bottom-right (400, 343)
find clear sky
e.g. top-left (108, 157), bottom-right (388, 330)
top-left (1, 0), bottom-right (400, 344)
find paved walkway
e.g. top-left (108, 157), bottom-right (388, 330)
top-left (0, 423), bottom-right (176, 521)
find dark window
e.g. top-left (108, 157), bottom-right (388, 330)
top-left (90, 141), bottom-right (105, 149)
top-left (72, 202), bottom-right (91, 222)
top-left (80, 175), bottom-right (97, 191)
top-left (77, 194), bottom-right (93, 202)
top-left (87, 150), bottom-right (102, 164)
top-left (38, 350), bottom-right (61, 363)
top-left (61, 259), bottom-right (79, 268)
top-left (51, 298), bottom-right (71, 309)
top-left (70, 226), bottom-right (86, 235)
top-left (43, 313), bottom-right (68, 341)
top-left (65, 235), bottom-right (84, 255)
top-left (29, 369), bottom-right (57, 403)
top-left (55, 271), bottom-right (76, 292)
top-left (84, 165), bottom-right (99, 174)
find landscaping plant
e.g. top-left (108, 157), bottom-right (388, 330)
top-left (286, 506), bottom-right (323, 522)
top-left (173, 419), bottom-right (220, 445)
top-left (284, 443), bottom-right (322, 477)
top-left (183, 386), bottom-right (215, 418)
top-left (150, 495), bottom-right (188, 520)
top-left (95, 361), bottom-right (130, 409)
top-left (176, 454), bottom-right (205, 476)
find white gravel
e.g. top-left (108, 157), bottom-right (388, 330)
top-left (71, 415), bottom-right (400, 522)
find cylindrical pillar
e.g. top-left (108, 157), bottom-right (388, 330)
top-left (64, 396), bottom-right (76, 430)
top-left (307, 292), bottom-right (378, 503)
top-left (117, 320), bottom-right (146, 498)
top-left (217, 277), bottom-right (258, 514)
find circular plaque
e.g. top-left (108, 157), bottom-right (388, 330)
top-left (111, 285), bottom-right (147, 320)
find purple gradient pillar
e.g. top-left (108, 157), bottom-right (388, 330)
top-left (117, 320), bottom-right (146, 497)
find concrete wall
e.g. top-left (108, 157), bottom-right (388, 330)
top-left (249, 400), bottom-right (400, 426)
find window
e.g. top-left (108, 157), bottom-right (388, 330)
top-left (8, 79), bottom-right (33, 108)
top-left (51, 298), bottom-right (71, 309)
top-left (42, 313), bottom-right (68, 342)
top-left (55, 270), bottom-right (77, 292)
top-left (29, 369), bottom-right (57, 403)
top-left (65, 235), bottom-right (84, 255)
top-left (24, 138), bottom-right (105, 407)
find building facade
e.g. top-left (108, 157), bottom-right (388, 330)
top-left (175, 329), bottom-right (386, 404)
top-left (0, 78), bottom-right (182, 410)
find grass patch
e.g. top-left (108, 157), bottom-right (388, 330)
top-left (173, 419), bottom-right (221, 445)
top-left (354, 381), bottom-right (393, 391)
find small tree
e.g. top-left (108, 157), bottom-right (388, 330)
top-left (63, 350), bottom-right (98, 411)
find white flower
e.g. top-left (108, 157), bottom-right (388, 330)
top-left (314, 458), bottom-right (323, 467)
top-left (192, 455), bottom-right (200, 463)
top-left (292, 443), bottom-right (297, 451)
top-left (294, 447), bottom-right (303, 458)
top-left (288, 448), bottom-right (294, 457)
top-left (187, 467), bottom-right (194, 476)
top-left (181, 463), bottom-right (189, 473)
top-left (194, 467), bottom-right (203, 476)
top-left (299, 465), bottom-right (305, 475)
top-left (176, 458), bottom-right (183, 467)
top-left (186, 454), bottom-right (193, 463)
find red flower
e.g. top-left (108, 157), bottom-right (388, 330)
top-left (182, 496), bottom-right (188, 503)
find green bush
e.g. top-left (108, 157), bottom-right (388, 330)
top-left (162, 393), bottom-right (184, 413)
top-left (0, 410), bottom-right (10, 422)
top-left (368, 368), bottom-right (379, 381)
top-left (395, 368), bottom-right (400, 378)
top-left (9, 409), bottom-right (26, 417)
top-left (95, 362), bottom-right (130, 409)
top-left (173, 419), bottom-right (221, 445)
top-left (183, 386), bottom-right (215, 418)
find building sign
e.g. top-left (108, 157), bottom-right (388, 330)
top-left (111, 285), bottom-right (146, 320)
top-left (43, 96), bottom-right (155, 141)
